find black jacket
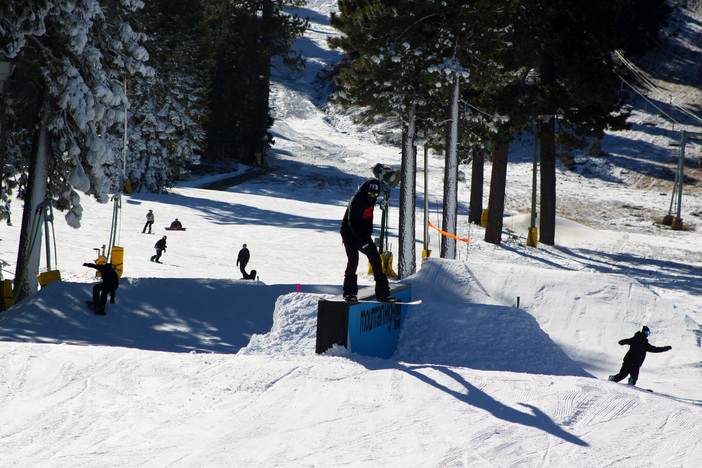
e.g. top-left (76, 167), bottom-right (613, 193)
top-left (155, 238), bottom-right (167, 250)
top-left (85, 263), bottom-right (119, 290)
top-left (340, 178), bottom-right (380, 243)
top-left (619, 332), bottom-right (671, 367)
top-left (237, 248), bottom-right (250, 266)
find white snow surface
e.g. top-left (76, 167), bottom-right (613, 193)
top-left (1, 1), bottom-right (702, 466)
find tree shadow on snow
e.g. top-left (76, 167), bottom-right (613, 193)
top-left (0, 279), bottom-right (316, 354)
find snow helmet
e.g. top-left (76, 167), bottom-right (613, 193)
top-left (364, 177), bottom-right (381, 197)
top-left (642, 325), bottom-right (650, 336)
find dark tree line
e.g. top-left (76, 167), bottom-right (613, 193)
top-left (202, 0), bottom-right (308, 165)
top-left (329, 0), bottom-right (671, 260)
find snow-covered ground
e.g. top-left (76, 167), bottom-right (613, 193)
top-left (1, 1), bottom-right (701, 466)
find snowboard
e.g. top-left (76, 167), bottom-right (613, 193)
top-left (606, 379), bottom-right (653, 392)
top-left (86, 300), bottom-right (106, 315)
top-left (165, 227), bottom-right (186, 231)
top-left (242, 269), bottom-right (257, 280)
top-left (343, 299), bottom-right (422, 305)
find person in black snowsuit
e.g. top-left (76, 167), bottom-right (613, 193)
top-left (83, 262), bottom-right (119, 314)
top-left (170, 219), bottom-right (182, 229)
top-left (609, 326), bottom-right (672, 385)
top-left (151, 236), bottom-right (167, 263)
top-left (340, 177), bottom-right (391, 302)
top-left (237, 244), bottom-right (250, 278)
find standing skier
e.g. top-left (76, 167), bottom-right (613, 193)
top-left (142, 209), bottom-right (154, 233)
top-left (4, 200), bottom-right (11, 225)
top-left (83, 262), bottom-right (119, 314)
top-left (237, 244), bottom-right (250, 279)
top-left (340, 177), bottom-right (391, 302)
top-left (609, 325), bottom-right (672, 385)
top-left (151, 236), bottom-right (167, 263)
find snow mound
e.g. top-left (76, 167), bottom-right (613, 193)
top-left (503, 214), bottom-right (622, 244)
top-left (397, 261), bottom-right (590, 376)
top-left (238, 293), bottom-right (325, 356)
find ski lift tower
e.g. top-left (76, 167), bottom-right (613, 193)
top-left (664, 130), bottom-right (702, 230)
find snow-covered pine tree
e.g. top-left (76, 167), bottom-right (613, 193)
top-left (105, 0), bottom-right (206, 193)
top-left (0, 0), bottom-right (150, 300)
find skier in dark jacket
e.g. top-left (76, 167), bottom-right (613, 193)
top-left (151, 236), bottom-right (167, 263)
top-left (340, 177), bottom-right (391, 302)
top-left (237, 244), bottom-right (250, 278)
top-left (83, 262), bottom-right (119, 314)
top-left (609, 326), bottom-right (672, 385)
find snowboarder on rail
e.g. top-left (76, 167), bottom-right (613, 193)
top-left (340, 177), bottom-right (392, 302)
top-left (609, 325), bottom-right (672, 385)
top-left (83, 262), bottom-right (119, 314)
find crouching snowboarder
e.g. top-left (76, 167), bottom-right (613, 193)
top-left (83, 262), bottom-right (119, 314)
top-left (609, 325), bottom-right (671, 386)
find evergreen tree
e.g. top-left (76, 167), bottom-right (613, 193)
top-left (330, 0), bottom-right (444, 274)
top-left (331, 0), bottom-right (516, 260)
top-left (509, 0), bottom-right (669, 245)
top-left (107, 0), bottom-right (207, 192)
top-left (202, 0), bottom-right (307, 164)
top-left (0, 0), bottom-right (150, 299)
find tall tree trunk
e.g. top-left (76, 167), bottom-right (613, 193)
top-left (245, 0), bottom-right (273, 165)
top-left (539, 51), bottom-right (557, 245)
top-left (469, 145), bottom-right (484, 225)
top-left (14, 88), bottom-right (51, 301)
top-left (398, 103), bottom-right (417, 278)
top-left (485, 142), bottom-right (508, 245)
top-left (440, 74), bottom-right (460, 259)
top-left (539, 116), bottom-right (556, 245)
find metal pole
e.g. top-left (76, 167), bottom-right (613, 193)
top-left (383, 192), bottom-right (389, 254)
top-left (675, 131), bottom-right (686, 227)
top-left (530, 123), bottom-right (538, 230)
top-left (527, 123), bottom-right (539, 247)
top-left (423, 145), bottom-right (428, 253)
top-left (108, 193), bottom-right (121, 256)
